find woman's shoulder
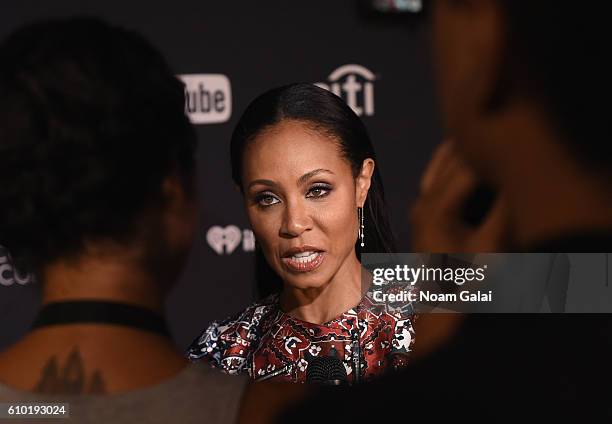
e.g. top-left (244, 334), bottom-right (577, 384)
top-left (186, 294), bottom-right (280, 374)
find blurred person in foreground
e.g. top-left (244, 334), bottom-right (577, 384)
top-left (0, 17), bottom-right (299, 424)
top-left (279, 0), bottom-right (612, 421)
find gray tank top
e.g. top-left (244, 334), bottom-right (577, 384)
top-left (0, 362), bottom-right (246, 424)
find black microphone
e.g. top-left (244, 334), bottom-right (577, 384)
top-left (306, 356), bottom-right (348, 386)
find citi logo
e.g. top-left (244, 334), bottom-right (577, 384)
top-left (206, 226), bottom-right (255, 255)
top-left (0, 247), bottom-right (33, 287)
top-left (316, 64), bottom-right (376, 117)
top-left (179, 74), bottom-right (232, 124)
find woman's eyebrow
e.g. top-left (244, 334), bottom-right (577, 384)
top-left (247, 179), bottom-right (277, 190)
top-left (297, 168), bottom-right (334, 185)
top-left (247, 169), bottom-right (334, 190)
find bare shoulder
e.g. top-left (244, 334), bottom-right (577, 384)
top-left (0, 333), bottom-right (54, 391)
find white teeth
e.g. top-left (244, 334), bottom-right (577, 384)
top-left (291, 252), bottom-right (318, 263)
top-left (293, 251), bottom-right (315, 258)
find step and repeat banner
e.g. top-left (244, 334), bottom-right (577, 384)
top-left (0, 0), bottom-right (441, 349)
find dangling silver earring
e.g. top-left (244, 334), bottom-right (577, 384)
top-left (358, 206), bottom-right (365, 247)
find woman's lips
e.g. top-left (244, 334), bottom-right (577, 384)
top-left (281, 251), bottom-right (325, 273)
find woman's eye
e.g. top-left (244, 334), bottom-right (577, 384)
top-left (257, 194), bottom-right (280, 207)
top-left (306, 185), bottom-right (331, 198)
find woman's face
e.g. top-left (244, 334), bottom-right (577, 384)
top-left (241, 119), bottom-right (372, 290)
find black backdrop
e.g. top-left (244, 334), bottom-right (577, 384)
top-left (0, 0), bottom-right (441, 350)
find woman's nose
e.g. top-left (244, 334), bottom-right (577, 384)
top-left (280, 200), bottom-right (312, 238)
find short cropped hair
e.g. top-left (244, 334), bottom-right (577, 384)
top-left (0, 17), bottom-right (196, 273)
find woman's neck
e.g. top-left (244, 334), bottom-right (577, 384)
top-left (41, 254), bottom-right (165, 312)
top-left (0, 254), bottom-right (187, 395)
top-left (279, 251), bottom-right (365, 324)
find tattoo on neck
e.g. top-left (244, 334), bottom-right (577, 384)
top-left (34, 348), bottom-right (107, 394)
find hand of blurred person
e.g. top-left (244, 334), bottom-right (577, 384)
top-left (411, 140), bottom-right (510, 252)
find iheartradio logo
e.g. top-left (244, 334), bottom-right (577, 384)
top-left (206, 226), bottom-right (255, 255)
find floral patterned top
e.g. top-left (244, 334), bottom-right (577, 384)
top-left (187, 293), bottom-right (415, 384)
